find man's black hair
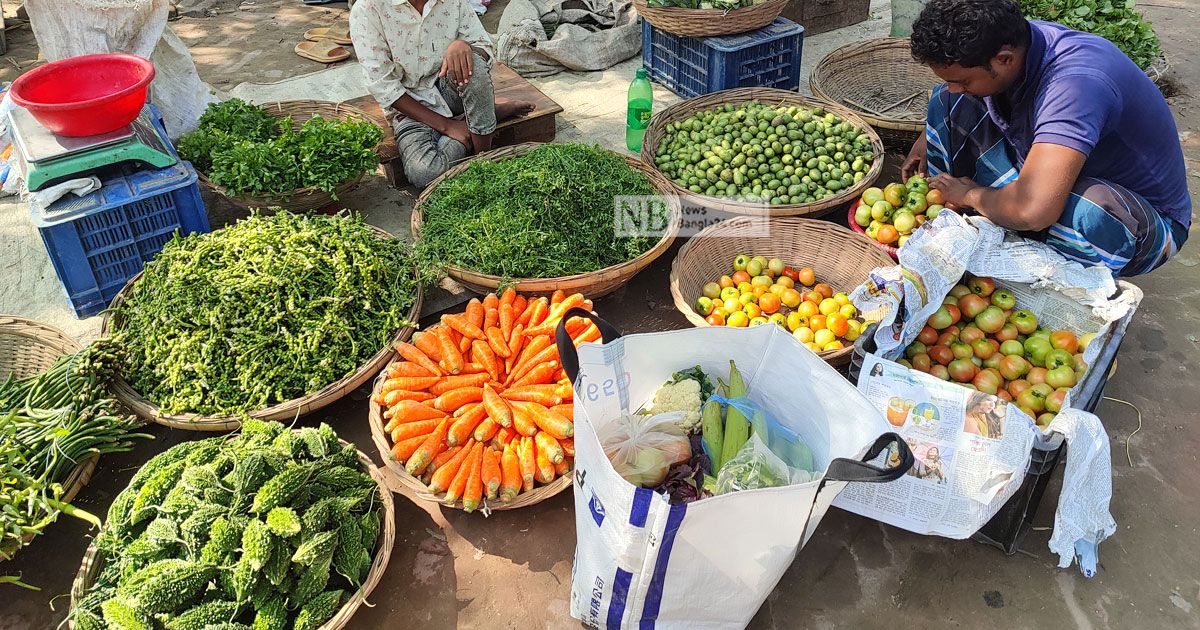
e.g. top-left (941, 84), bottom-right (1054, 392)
top-left (911, 0), bottom-right (1031, 68)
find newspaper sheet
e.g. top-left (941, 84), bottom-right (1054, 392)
top-left (834, 353), bottom-right (1038, 538)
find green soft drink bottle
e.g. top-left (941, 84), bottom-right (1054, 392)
top-left (626, 68), bottom-right (653, 152)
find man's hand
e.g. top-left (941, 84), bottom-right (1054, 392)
top-left (440, 118), bottom-right (473, 152)
top-left (900, 134), bottom-right (927, 181)
top-left (929, 174), bottom-right (977, 209)
top-left (440, 40), bottom-right (473, 86)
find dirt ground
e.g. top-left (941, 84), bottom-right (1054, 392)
top-left (2, 0), bottom-right (1200, 628)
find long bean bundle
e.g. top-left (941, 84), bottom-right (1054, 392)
top-left (113, 212), bottom-right (418, 416)
top-left (1, 340), bottom-right (148, 582)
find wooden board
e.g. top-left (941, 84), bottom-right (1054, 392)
top-left (345, 63), bottom-right (563, 187)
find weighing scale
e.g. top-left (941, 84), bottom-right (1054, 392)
top-left (9, 104), bottom-right (177, 191)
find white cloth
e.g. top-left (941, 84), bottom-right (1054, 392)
top-left (349, 0), bottom-right (495, 119)
top-left (27, 177), bottom-right (102, 212)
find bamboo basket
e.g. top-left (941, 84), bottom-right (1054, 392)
top-left (100, 226), bottom-right (423, 431)
top-left (847, 201), bottom-right (899, 259)
top-left (367, 367), bottom-right (572, 511)
top-left (412, 142), bottom-right (682, 298)
top-left (632, 0), bottom-right (788, 37)
top-left (640, 88), bottom-right (885, 218)
top-left (196, 100), bottom-right (385, 213)
top-left (668, 217), bottom-right (895, 365)
top-left (69, 438), bottom-right (395, 630)
top-left (0, 316), bottom-right (99, 557)
top-left (810, 38), bottom-right (940, 147)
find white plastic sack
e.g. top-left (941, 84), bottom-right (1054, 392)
top-left (560, 318), bottom-right (911, 629)
top-left (24, 0), bottom-right (216, 138)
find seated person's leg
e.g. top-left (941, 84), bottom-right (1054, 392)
top-left (1045, 177), bottom-right (1186, 277)
top-left (395, 118), bottom-right (468, 189)
top-left (441, 53), bottom-right (498, 152)
top-left (925, 84), bottom-right (1018, 189)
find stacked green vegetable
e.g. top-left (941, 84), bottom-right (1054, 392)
top-left (654, 101), bottom-right (876, 205)
top-left (1, 340), bottom-right (148, 583)
top-left (72, 420), bottom-right (382, 630)
top-left (178, 98), bottom-right (383, 199)
top-left (1020, 0), bottom-right (1161, 70)
top-left (112, 212), bottom-right (417, 416)
top-left (415, 143), bottom-right (668, 278)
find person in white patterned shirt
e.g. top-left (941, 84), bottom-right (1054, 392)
top-left (350, 0), bottom-right (533, 187)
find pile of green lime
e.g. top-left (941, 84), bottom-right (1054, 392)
top-left (652, 101), bottom-right (877, 205)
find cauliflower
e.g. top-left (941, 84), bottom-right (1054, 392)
top-left (651, 378), bottom-right (703, 432)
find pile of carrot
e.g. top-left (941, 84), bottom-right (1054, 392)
top-left (375, 288), bottom-right (601, 511)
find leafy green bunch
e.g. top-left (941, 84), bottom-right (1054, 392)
top-left (1020, 0), bottom-right (1162, 70)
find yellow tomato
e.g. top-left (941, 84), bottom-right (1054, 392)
top-left (720, 286), bottom-right (740, 301)
top-left (797, 300), bottom-right (819, 318)
top-left (786, 311), bottom-right (804, 331)
top-left (743, 303), bottom-right (762, 319)
top-left (751, 275), bottom-right (773, 289)
top-left (753, 285), bottom-right (768, 297)
top-left (818, 298), bottom-right (839, 316)
top-left (843, 322), bottom-right (861, 342)
top-left (769, 313), bottom-right (787, 326)
top-left (739, 292), bottom-right (757, 306)
top-left (775, 276), bottom-right (795, 289)
top-left (814, 329), bottom-right (836, 347)
top-left (839, 303), bottom-right (858, 319)
top-left (712, 306), bottom-right (729, 319)
top-left (769, 284), bottom-right (787, 298)
top-left (749, 316), bottom-right (770, 326)
top-left (793, 327), bottom-right (814, 344)
top-left (806, 342), bottom-right (823, 353)
top-left (736, 282), bottom-right (752, 294)
top-left (727, 311), bottom-right (749, 327)
top-left (723, 298), bottom-right (740, 313)
top-left (834, 292), bottom-right (851, 306)
top-left (823, 340), bottom-right (845, 351)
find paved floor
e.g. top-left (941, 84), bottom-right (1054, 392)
top-left (3, 0), bottom-right (1200, 628)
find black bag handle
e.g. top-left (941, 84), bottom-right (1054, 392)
top-left (555, 307), bottom-right (622, 384)
top-left (822, 432), bottom-right (913, 483)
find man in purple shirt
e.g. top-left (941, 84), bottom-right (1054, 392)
top-left (900, 0), bottom-right (1189, 276)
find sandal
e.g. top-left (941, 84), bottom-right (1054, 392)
top-left (295, 39), bottom-right (351, 63)
top-left (303, 26), bottom-right (352, 45)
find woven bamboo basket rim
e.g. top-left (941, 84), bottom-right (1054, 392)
top-left (668, 216), bottom-right (895, 366)
top-left (846, 201), bottom-right (899, 259)
top-left (195, 100), bottom-right (384, 212)
top-left (810, 37), bottom-right (940, 136)
top-left (639, 88), bottom-right (886, 218)
top-left (632, 0), bottom-right (788, 37)
top-left (0, 315), bottom-right (101, 554)
top-left (69, 437), bottom-right (395, 630)
top-left (99, 225), bottom-right (423, 432)
top-left (412, 142), bottom-right (682, 299)
top-left (367, 366), bottom-right (572, 511)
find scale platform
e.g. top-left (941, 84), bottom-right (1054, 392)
top-left (10, 104), bottom-right (177, 191)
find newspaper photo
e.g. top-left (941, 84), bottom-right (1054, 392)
top-left (833, 353), bottom-right (1038, 538)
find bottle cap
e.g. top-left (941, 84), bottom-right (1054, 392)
top-left (635, 68), bottom-right (648, 79)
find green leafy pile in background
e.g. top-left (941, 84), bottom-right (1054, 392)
top-left (1021, 0), bottom-right (1162, 70)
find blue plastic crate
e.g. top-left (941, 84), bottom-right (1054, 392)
top-left (642, 17), bottom-right (805, 98)
top-left (30, 122), bottom-right (209, 318)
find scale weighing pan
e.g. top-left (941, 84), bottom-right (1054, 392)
top-left (10, 105), bottom-right (177, 191)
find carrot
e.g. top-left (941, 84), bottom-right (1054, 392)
top-left (554, 382), bottom-right (573, 401)
top-left (506, 324), bottom-right (526, 373)
top-left (445, 442), bottom-right (481, 503)
top-left (428, 440), bottom-right (473, 493)
top-left (379, 375), bottom-right (440, 394)
top-left (526, 298), bottom-right (550, 328)
top-left (395, 342), bottom-right (443, 376)
top-left (562, 317), bottom-right (591, 337)
top-left (559, 437), bottom-right (575, 457)
top-left (454, 401), bottom-right (481, 418)
top-left (509, 343), bottom-right (559, 385)
top-left (412, 330), bottom-right (444, 363)
top-left (500, 443), bottom-right (521, 502)
top-left (463, 443), bottom-right (485, 512)
top-left (473, 417), bottom-right (500, 442)
top-left (573, 323), bottom-right (602, 347)
top-left (507, 335), bottom-right (552, 384)
top-left (433, 326), bottom-right (464, 374)
top-left (554, 368), bottom-right (568, 383)
top-left (458, 362), bottom-right (488, 375)
top-left (482, 384), bottom-right (513, 428)
top-left (550, 289), bottom-right (566, 305)
top-left (471, 340), bottom-right (502, 382)
top-left (518, 437), bottom-right (536, 492)
top-left (483, 292), bottom-right (499, 311)
top-left (406, 417), bottom-right (452, 475)
top-left (482, 447), bottom-right (501, 500)
top-left (386, 362), bottom-right (433, 378)
top-left (535, 431), bottom-right (565, 464)
top-left (491, 426), bottom-right (516, 450)
top-left (502, 385), bottom-right (562, 407)
top-left (391, 418), bottom-right (439, 443)
top-left (433, 387), bottom-right (484, 412)
top-left (554, 458), bottom-right (571, 477)
top-left (429, 372), bottom-right (490, 396)
top-left (379, 388), bottom-right (435, 407)
top-left (524, 293), bottom-right (587, 336)
top-left (551, 404), bottom-right (574, 422)
top-left (498, 302), bottom-right (515, 340)
top-left (430, 445), bottom-right (464, 473)
top-left (485, 326), bottom-right (512, 359)
top-left (443, 313), bottom-right (485, 341)
top-left (499, 287), bottom-right (517, 307)
top-left (524, 402), bottom-right (574, 439)
top-left (534, 441), bottom-right (555, 484)
top-left (510, 400), bottom-right (539, 437)
top-left (447, 403), bottom-right (488, 446)
top-left (465, 298), bottom-right (485, 331)
top-left (511, 362), bottom-right (559, 388)
top-left (512, 295), bottom-right (528, 323)
top-left (390, 433), bottom-right (428, 463)
top-left (383, 401), bottom-right (447, 431)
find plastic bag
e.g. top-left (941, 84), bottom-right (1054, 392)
top-left (597, 412), bottom-right (692, 487)
top-left (706, 393), bottom-right (817, 479)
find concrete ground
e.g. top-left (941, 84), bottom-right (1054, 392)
top-left (3, 0), bottom-right (1200, 628)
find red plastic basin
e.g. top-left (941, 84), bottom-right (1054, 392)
top-left (10, 53), bottom-right (155, 137)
